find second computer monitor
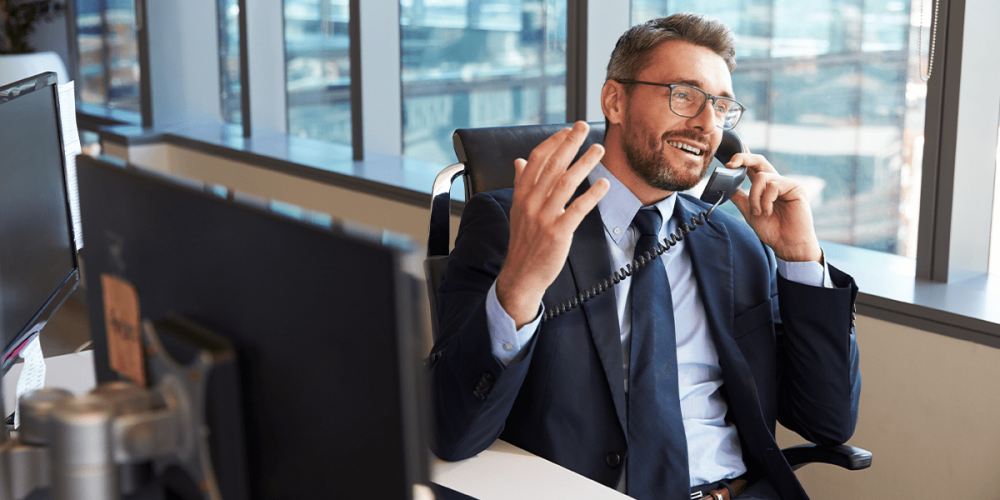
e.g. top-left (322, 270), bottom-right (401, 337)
top-left (0, 72), bottom-right (79, 371)
top-left (78, 155), bottom-right (429, 499)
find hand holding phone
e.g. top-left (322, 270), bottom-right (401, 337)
top-left (718, 132), bottom-right (824, 263)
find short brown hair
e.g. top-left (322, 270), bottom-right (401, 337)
top-left (607, 13), bottom-right (737, 84)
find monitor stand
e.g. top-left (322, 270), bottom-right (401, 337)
top-left (0, 318), bottom-right (248, 500)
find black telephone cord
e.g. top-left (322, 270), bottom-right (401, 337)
top-left (540, 195), bottom-right (725, 322)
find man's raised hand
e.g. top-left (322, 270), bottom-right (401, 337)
top-left (495, 121), bottom-right (609, 328)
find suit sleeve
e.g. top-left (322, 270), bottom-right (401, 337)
top-left (427, 191), bottom-right (540, 461)
top-left (774, 261), bottom-right (861, 445)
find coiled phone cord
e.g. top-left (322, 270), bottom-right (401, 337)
top-left (540, 194), bottom-right (726, 322)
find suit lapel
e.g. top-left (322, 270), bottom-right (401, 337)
top-left (678, 198), bottom-right (769, 445)
top-left (564, 185), bottom-right (628, 434)
top-left (676, 197), bottom-right (735, 349)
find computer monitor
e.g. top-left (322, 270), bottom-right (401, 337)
top-left (0, 72), bottom-right (80, 371)
top-left (77, 155), bottom-right (430, 499)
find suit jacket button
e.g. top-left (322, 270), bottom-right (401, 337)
top-left (473, 373), bottom-right (494, 400)
top-left (606, 452), bottom-right (621, 467)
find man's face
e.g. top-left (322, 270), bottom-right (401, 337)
top-left (619, 40), bottom-right (733, 193)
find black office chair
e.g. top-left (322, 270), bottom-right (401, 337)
top-left (424, 122), bottom-right (871, 474)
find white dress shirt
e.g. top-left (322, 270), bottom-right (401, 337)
top-left (485, 163), bottom-right (830, 487)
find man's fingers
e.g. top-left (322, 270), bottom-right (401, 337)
top-left (568, 143), bottom-right (606, 176)
top-left (730, 152), bottom-right (777, 176)
top-left (746, 172), bottom-right (766, 215)
top-left (534, 122), bottom-right (592, 192)
top-left (545, 143), bottom-right (605, 206)
top-left (725, 153), bottom-right (744, 170)
top-left (729, 189), bottom-right (752, 219)
top-left (561, 178), bottom-right (610, 229)
top-left (760, 179), bottom-right (781, 216)
top-left (513, 158), bottom-right (528, 183)
top-left (517, 127), bottom-right (572, 189)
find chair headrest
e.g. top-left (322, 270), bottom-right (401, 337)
top-left (452, 122), bottom-right (606, 197)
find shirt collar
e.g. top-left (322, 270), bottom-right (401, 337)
top-left (588, 163), bottom-right (677, 244)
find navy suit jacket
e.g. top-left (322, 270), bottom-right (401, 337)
top-left (428, 187), bottom-right (861, 500)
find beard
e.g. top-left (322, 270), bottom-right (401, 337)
top-left (620, 115), bottom-right (714, 193)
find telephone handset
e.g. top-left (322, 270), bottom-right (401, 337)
top-left (541, 129), bottom-right (747, 322)
top-left (700, 129), bottom-right (748, 205)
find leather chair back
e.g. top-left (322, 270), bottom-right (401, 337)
top-left (425, 122), bottom-right (605, 340)
top-left (452, 122), bottom-right (606, 199)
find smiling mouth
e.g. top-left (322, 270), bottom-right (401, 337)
top-left (667, 140), bottom-right (704, 156)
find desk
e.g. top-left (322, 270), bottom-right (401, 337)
top-left (4, 348), bottom-right (626, 499)
top-left (432, 440), bottom-right (631, 500)
top-left (4, 294), bottom-right (624, 499)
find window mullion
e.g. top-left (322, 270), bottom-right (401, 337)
top-left (353, 0), bottom-right (402, 158)
top-left (916, 0), bottom-right (1000, 281)
top-left (246, 0), bottom-right (288, 135)
top-left (584, 0), bottom-right (630, 122)
top-left (142, 0), bottom-right (223, 129)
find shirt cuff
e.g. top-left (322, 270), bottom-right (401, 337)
top-left (486, 280), bottom-right (544, 365)
top-left (775, 248), bottom-right (834, 288)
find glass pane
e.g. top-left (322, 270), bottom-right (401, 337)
top-left (284, 0), bottom-right (352, 145)
top-left (218, 0), bottom-right (243, 124)
top-left (630, 0), bottom-right (924, 258)
top-left (991, 122), bottom-right (1000, 274)
top-left (401, 0), bottom-right (568, 166)
top-left (75, 0), bottom-right (141, 116)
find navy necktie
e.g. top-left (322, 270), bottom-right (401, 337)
top-left (627, 208), bottom-right (688, 500)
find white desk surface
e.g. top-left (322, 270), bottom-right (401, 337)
top-left (432, 440), bottom-right (631, 500)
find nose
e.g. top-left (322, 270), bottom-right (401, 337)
top-left (687, 100), bottom-right (716, 133)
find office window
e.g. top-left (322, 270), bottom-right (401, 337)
top-left (632, 0), bottom-right (925, 257)
top-left (284, 0), bottom-right (352, 145)
top-left (401, 0), bottom-right (568, 165)
top-left (74, 0), bottom-right (141, 118)
top-left (218, 0), bottom-right (242, 124)
top-left (991, 123), bottom-right (1000, 274)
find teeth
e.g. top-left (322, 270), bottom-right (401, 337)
top-left (668, 141), bottom-right (702, 155)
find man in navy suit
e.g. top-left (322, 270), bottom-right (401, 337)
top-left (429, 13), bottom-right (860, 500)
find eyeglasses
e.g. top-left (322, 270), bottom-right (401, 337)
top-left (615, 80), bottom-right (746, 130)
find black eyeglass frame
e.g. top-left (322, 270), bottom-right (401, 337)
top-left (615, 79), bottom-right (746, 130)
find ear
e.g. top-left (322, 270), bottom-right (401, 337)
top-left (601, 80), bottom-right (626, 126)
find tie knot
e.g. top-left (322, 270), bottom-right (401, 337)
top-left (632, 208), bottom-right (662, 238)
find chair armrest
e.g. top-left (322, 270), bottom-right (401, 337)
top-left (424, 255), bottom-right (449, 341)
top-left (428, 163), bottom-right (466, 257)
top-left (781, 444), bottom-right (872, 471)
